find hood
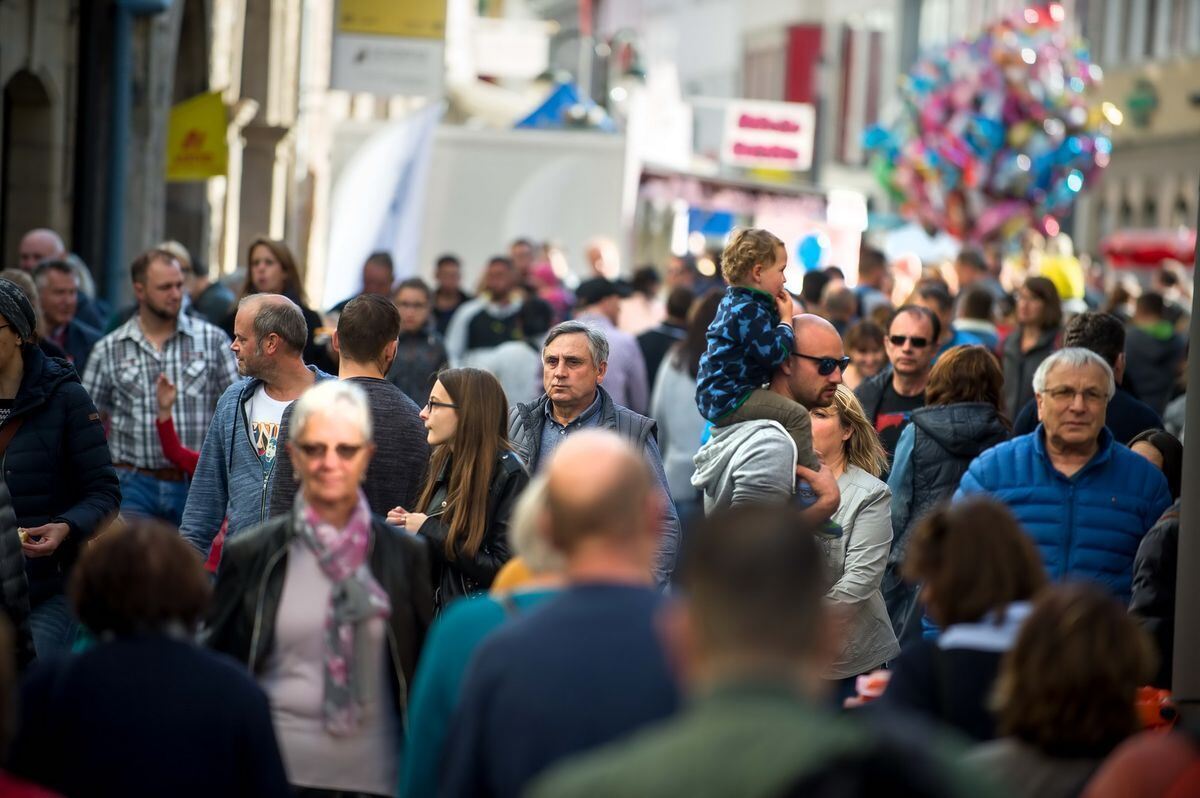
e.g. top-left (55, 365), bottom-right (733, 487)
top-left (910, 403), bottom-right (1008, 459)
top-left (14, 347), bottom-right (77, 414)
top-left (691, 420), bottom-right (784, 492)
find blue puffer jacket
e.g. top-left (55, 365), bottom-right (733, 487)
top-left (954, 427), bottom-right (1171, 603)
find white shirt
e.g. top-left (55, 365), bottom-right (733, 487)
top-left (244, 384), bottom-right (291, 475)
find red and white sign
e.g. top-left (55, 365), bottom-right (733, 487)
top-left (720, 100), bottom-right (816, 172)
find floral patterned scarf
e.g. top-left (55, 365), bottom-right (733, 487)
top-left (295, 491), bottom-right (392, 735)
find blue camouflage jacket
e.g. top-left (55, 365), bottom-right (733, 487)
top-left (695, 286), bottom-right (794, 421)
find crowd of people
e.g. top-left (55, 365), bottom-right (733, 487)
top-left (0, 223), bottom-right (1194, 797)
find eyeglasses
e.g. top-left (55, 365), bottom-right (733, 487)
top-left (396, 301), bottom-right (428, 310)
top-left (888, 335), bottom-right (929, 348)
top-left (792, 353), bottom-right (851, 376)
top-left (424, 399), bottom-right (459, 411)
top-left (1042, 386), bottom-right (1108, 405)
top-left (295, 442), bottom-right (366, 460)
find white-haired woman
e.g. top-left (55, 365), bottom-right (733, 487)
top-left (400, 474), bottom-right (565, 798)
top-left (206, 380), bottom-right (434, 798)
top-left (809, 384), bottom-right (900, 702)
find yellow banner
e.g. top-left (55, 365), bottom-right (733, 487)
top-left (165, 92), bottom-right (228, 181)
top-left (337, 0), bottom-right (446, 39)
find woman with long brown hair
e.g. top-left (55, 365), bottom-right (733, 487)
top-left (389, 368), bottom-right (529, 610)
top-left (884, 344), bottom-right (1011, 644)
top-left (1002, 275), bottom-right (1062, 416)
top-left (221, 236), bottom-right (334, 372)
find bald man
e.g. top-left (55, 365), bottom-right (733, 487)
top-left (18, 228), bottom-right (65, 273)
top-left (441, 431), bottom-right (680, 798)
top-left (692, 314), bottom-right (843, 517)
top-left (180, 293), bottom-right (334, 554)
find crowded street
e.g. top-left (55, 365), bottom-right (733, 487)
top-left (0, 0), bottom-right (1198, 796)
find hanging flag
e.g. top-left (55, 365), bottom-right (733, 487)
top-left (165, 91), bottom-right (228, 181)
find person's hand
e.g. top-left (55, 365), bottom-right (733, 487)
top-left (386, 506), bottom-right (408, 526)
top-left (402, 513), bottom-right (428, 533)
top-left (796, 464), bottom-right (839, 524)
top-left (774, 290), bottom-right (794, 322)
top-left (20, 523), bottom-right (70, 558)
top-left (155, 373), bottom-right (177, 421)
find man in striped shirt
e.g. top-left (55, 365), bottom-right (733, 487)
top-left (83, 248), bottom-right (238, 525)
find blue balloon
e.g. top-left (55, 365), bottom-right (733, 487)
top-left (798, 234), bottom-right (825, 271)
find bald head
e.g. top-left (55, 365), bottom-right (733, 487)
top-left (544, 430), bottom-right (658, 556)
top-left (19, 229), bottom-right (65, 273)
top-left (770, 313), bottom-right (846, 409)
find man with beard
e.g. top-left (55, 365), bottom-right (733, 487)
top-left (83, 249), bottom-right (238, 525)
top-left (180, 294), bottom-right (332, 556)
top-left (691, 314), bottom-right (841, 522)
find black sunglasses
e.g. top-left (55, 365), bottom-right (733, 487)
top-left (792, 353), bottom-right (851, 375)
top-left (888, 335), bottom-right (930, 348)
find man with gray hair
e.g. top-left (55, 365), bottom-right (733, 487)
top-left (955, 347), bottom-right (1171, 603)
top-left (508, 319), bottom-right (680, 584)
top-left (181, 294), bottom-right (334, 555)
top-left (33, 259), bottom-right (102, 372)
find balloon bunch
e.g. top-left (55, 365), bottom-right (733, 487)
top-left (864, 3), bottom-right (1118, 242)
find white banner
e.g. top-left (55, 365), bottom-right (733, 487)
top-left (720, 99), bottom-right (816, 172)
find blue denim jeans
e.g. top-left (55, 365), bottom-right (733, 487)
top-left (30, 594), bottom-right (79, 659)
top-left (117, 469), bottom-right (190, 527)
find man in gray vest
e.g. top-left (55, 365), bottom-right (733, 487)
top-left (509, 320), bottom-right (679, 585)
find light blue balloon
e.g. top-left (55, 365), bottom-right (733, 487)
top-left (799, 234), bottom-right (825, 271)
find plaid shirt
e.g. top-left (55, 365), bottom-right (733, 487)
top-left (82, 313), bottom-right (238, 469)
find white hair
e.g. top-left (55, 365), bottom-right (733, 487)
top-left (1032, 347), bottom-right (1115, 399)
top-left (506, 474), bottom-right (565, 575)
top-left (290, 380), bottom-right (373, 443)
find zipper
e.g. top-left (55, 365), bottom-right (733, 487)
top-left (247, 540), bottom-right (289, 671)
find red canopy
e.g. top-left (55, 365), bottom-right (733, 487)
top-left (1101, 228), bottom-right (1196, 268)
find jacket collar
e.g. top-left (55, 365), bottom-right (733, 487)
top-left (1032, 423), bottom-right (1115, 479)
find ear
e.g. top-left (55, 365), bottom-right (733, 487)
top-left (331, 331), bottom-right (341, 354)
top-left (594, 359), bottom-right (608, 384)
top-left (1034, 392), bottom-right (1045, 421)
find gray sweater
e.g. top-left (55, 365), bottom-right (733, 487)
top-left (268, 377), bottom-right (431, 519)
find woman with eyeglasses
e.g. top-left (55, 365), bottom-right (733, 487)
top-left (206, 380), bottom-right (433, 797)
top-left (388, 368), bottom-right (528, 612)
top-left (808, 384), bottom-right (899, 702)
top-left (1002, 276), bottom-right (1062, 418)
top-left (884, 345), bottom-right (1010, 645)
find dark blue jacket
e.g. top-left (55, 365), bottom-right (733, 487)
top-left (11, 634), bottom-right (291, 797)
top-left (53, 318), bottom-right (103, 375)
top-left (6, 348), bottom-right (120, 604)
top-left (954, 427), bottom-right (1171, 603)
top-left (695, 286), bottom-right (793, 421)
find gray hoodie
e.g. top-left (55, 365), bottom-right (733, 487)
top-left (691, 420), bottom-right (795, 514)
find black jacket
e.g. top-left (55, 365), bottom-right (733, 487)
top-left (418, 450), bottom-right (527, 609)
top-left (1130, 499), bottom-right (1179, 689)
top-left (0, 479), bottom-right (34, 668)
top-left (204, 512), bottom-right (434, 720)
top-left (1001, 327), bottom-right (1060, 420)
top-left (5, 347), bottom-right (120, 604)
top-left (854, 366), bottom-right (893, 424)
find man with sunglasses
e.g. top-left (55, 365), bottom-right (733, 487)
top-left (854, 305), bottom-right (940, 464)
top-left (692, 314), bottom-right (842, 522)
top-left (181, 295), bottom-right (334, 557)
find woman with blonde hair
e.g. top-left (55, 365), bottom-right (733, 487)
top-left (388, 368), bottom-right (528, 611)
top-left (809, 384), bottom-right (898, 700)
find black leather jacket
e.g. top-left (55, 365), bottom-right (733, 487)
top-left (418, 450), bottom-right (528, 611)
top-left (204, 512), bottom-right (434, 721)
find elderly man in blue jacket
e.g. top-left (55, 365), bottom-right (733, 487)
top-left (955, 347), bottom-right (1171, 604)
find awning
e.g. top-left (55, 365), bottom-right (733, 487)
top-left (1100, 228), bottom-right (1196, 268)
